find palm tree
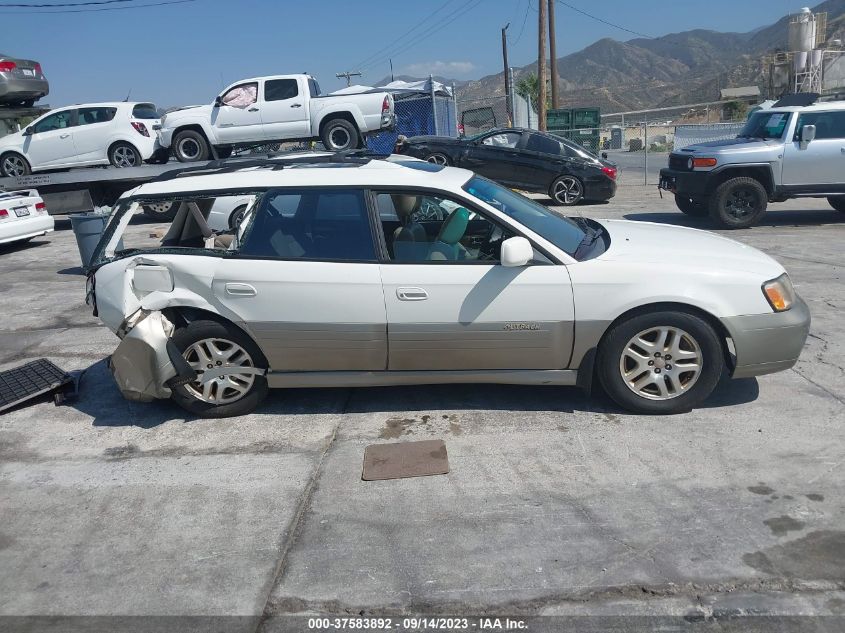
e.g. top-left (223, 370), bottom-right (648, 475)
top-left (515, 73), bottom-right (551, 114)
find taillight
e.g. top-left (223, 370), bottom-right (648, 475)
top-left (0, 61), bottom-right (16, 72)
top-left (601, 166), bottom-right (617, 180)
top-left (382, 96), bottom-right (390, 114)
top-left (131, 121), bottom-right (150, 137)
top-left (34, 63), bottom-right (42, 75)
top-left (36, 201), bottom-right (47, 214)
top-left (0, 209), bottom-right (9, 220)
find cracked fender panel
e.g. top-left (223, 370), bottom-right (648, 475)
top-left (110, 311), bottom-right (177, 401)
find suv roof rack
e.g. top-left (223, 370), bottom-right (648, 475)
top-left (773, 93), bottom-right (819, 107)
top-left (151, 149), bottom-right (391, 183)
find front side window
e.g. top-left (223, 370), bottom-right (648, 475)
top-left (77, 107), bottom-right (117, 125)
top-left (463, 176), bottom-right (587, 257)
top-left (375, 191), bottom-right (516, 263)
top-left (33, 110), bottom-right (74, 133)
top-left (481, 131), bottom-right (521, 148)
top-left (793, 111), bottom-right (845, 140)
top-left (221, 82), bottom-right (258, 108)
top-left (265, 79), bottom-right (299, 102)
top-left (240, 189), bottom-right (375, 261)
top-left (739, 111), bottom-right (791, 140)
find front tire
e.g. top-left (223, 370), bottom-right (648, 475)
top-left (0, 152), bottom-right (31, 177)
top-left (597, 310), bottom-right (724, 414)
top-left (169, 320), bottom-right (269, 418)
top-left (108, 142), bottom-right (141, 168)
top-left (320, 119), bottom-right (359, 152)
top-left (827, 197), bottom-right (845, 213)
top-left (173, 129), bottom-right (210, 162)
top-left (708, 177), bottom-right (767, 229)
top-left (550, 175), bottom-right (584, 206)
top-left (674, 194), bottom-right (708, 217)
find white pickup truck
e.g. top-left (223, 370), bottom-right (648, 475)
top-left (156, 74), bottom-right (395, 161)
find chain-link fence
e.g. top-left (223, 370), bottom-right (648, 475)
top-left (455, 95), bottom-right (511, 135)
top-left (366, 93), bottom-right (458, 153)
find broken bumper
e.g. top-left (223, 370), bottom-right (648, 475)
top-left (109, 311), bottom-right (179, 402)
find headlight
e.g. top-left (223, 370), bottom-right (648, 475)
top-left (762, 273), bottom-right (795, 312)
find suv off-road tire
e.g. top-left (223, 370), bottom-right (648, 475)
top-left (596, 310), bottom-right (724, 415)
top-left (320, 119), bottom-right (359, 152)
top-left (169, 320), bottom-right (269, 418)
top-left (708, 177), bottom-right (768, 229)
top-left (827, 197), bottom-right (845, 213)
top-left (173, 129), bottom-right (210, 163)
top-left (674, 194), bottom-right (708, 217)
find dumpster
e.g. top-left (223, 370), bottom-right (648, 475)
top-left (69, 210), bottom-right (118, 269)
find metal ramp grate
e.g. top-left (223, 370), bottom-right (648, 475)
top-left (0, 359), bottom-right (72, 414)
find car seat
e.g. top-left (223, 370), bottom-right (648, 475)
top-left (391, 194), bottom-right (427, 260)
top-left (428, 207), bottom-right (470, 261)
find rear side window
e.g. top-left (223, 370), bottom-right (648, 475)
top-left (132, 104), bottom-right (159, 119)
top-left (240, 189), bottom-right (375, 261)
top-left (793, 111), bottom-right (845, 140)
top-left (77, 107), bottom-right (117, 125)
top-left (526, 133), bottom-right (562, 155)
top-left (265, 79), bottom-right (299, 102)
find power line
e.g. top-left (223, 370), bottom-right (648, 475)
top-left (555, 0), bottom-right (654, 39)
top-left (0, 0), bottom-right (137, 7)
top-left (0, 0), bottom-right (194, 12)
top-left (512, 0), bottom-right (534, 46)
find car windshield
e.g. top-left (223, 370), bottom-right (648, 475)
top-left (738, 111), bottom-right (791, 140)
top-left (463, 175), bottom-right (587, 257)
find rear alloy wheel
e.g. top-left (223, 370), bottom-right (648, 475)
top-left (674, 194), bottom-right (708, 217)
top-left (426, 153), bottom-right (451, 166)
top-left (550, 175), bottom-right (584, 206)
top-left (173, 129), bottom-right (210, 162)
top-left (708, 177), bottom-right (767, 229)
top-left (320, 119), bottom-right (359, 152)
top-left (0, 153), bottom-right (31, 177)
top-left (109, 143), bottom-right (141, 168)
top-left (827, 196), bottom-right (845, 213)
top-left (597, 310), bottom-right (723, 414)
top-left (170, 320), bottom-right (268, 418)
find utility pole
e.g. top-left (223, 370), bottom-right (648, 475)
top-left (548, 0), bottom-right (559, 109)
top-left (501, 23), bottom-right (511, 124)
top-left (537, 0), bottom-right (548, 131)
top-left (336, 71), bottom-right (362, 87)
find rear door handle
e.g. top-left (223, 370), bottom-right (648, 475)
top-left (397, 287), bottom-right (428, 301)
top-left (290, 103), bottom-right (302, 108)
top-left (60, 133), bottom-right (70, 139)
top-left (248, 107), bottom-right (259, 112)
top-left (225, 282), bottom-right (257, 297)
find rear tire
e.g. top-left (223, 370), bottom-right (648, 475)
top-left (674, 194), bottom-right (708, 217)
top-left (173, 129), bottom-right (210, 162)
top-left (707, 177), bottom-right (767, 229)
top-left (597, 310), bottom-right (724, 415)
top-left (169, 320), bottom-right (269, 418)
top-left (320, 118), bottom-right (359, 152)
top-left (550, 175), bottom-right (584, 206)
top-left (108, 142), bottom-right (141, 168)
top-left (0, 152), bottom-right (31, 177)
top-left (827, 197), bottom-right (845, 213)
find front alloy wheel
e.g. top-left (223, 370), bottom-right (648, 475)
top-left (619, 326), bottom-right (703, 401)
top-left (551, 176), bottom-right (583, 206)
top-left (0, 154), bottom-right (30, 177)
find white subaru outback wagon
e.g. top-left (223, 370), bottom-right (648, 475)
top-left (87, 153), bottom-right (810, 417)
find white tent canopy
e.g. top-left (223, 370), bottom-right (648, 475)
top-left (329, 78), bottom-right (453, 97)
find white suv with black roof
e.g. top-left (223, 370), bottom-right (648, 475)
top-left (88, 153), bottom-right (809, 417)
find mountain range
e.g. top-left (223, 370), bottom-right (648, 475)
top-left (392, 0), bottom-right (845, 112)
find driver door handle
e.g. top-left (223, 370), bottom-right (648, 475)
top-left (248, 107), bottom-right (259, 112)
top-left (225, 282), bottom-right (257, 297)
top-left (60, 133), bottom-right (70, 139)
top-left (290, 103), bottom-right (302, 108)
top-left (397, 287), bottom-right (428, 301)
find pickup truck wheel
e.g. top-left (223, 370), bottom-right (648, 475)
top-left (708, 177), bottom-right (767, 229)
top-left (0, 152), bottom-right (31, 177)
top-left (827, 197), bottom-right (845, 213)
top-left (674, 194), bottom-right (708, 217)
top-left (321, 119), bottom-right (359, 152)
top-left (173, 129), bottom-right (210, 162)
top-left (597, 310), bottom-right (724, 415)
top-left (169, 320), bottom-right (269, 418)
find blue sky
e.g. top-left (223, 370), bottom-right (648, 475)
top-left (1, 0), bottom-right (805, 108)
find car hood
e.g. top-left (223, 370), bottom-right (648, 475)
top-left (594, 219), bottom-right (784, 278)
top-left (163, 104), bottom-right (213, 124)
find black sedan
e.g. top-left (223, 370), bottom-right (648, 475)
top-left (395, 127), bottom-right (617, 206)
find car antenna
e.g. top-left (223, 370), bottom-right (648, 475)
top-left (123, 88), bottom-right (132, 102)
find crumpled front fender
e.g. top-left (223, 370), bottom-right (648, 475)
top-left (110, 311), bottom-right (177, 402)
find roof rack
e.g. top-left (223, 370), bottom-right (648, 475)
top-left (773, 93), bottom-right (819, 108)
top-left (150, 149), bottom-right (391, 183)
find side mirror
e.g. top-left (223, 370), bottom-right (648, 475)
top-left (501, 236), bottom-right (533, 267)
top-left (213, 95), bottom-right (223, 107)
top-left (22, 126), bottom-right (33, 136)
top-left (801, 124), bottom-right (816, 143)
